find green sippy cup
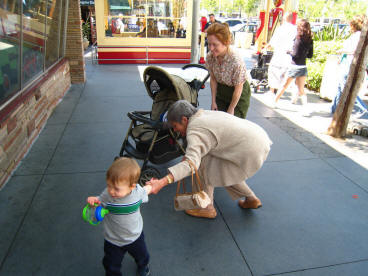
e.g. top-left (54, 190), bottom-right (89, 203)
top-left (82, 204), bottom-right (109, 225)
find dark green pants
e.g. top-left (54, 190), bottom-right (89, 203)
top-left (216, 81), bottom-right (251, 119)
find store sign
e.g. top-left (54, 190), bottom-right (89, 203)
top-left (80, 0), bottom-right (94, 5)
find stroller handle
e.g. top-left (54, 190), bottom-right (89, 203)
top-left (182, 64), bottom-right (210, 90)
top-left (127, 111), bottom-right (164, 129)
top-left (182, 64), bottom-right (207, 71)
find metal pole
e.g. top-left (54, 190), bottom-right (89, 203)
top-left (191, 0), bottom-right (199, 63)
top-left (263, 0), bottom-right (271, 45)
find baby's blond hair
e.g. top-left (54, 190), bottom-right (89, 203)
top-left (106, 157), bottom-right (140, 187)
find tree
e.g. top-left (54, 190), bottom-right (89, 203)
top-left (200, 0), bottom-right (261, 17)
top-left (298, 0), bottom-right (368, 21)
top-left (244, 0), bottom-right (260, 16)
top-left (327, 19), bottom-right (368, 138)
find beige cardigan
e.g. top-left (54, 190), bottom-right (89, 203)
top-left (168, 110), bottom-right (272, 187)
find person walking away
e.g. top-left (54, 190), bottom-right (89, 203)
top-left (265, 12), bottom-right (297, 96)
top-left (147, 100), bottom-right (272, 219)
top-left (206, 23), bottom-right (251, 118)
top-left (86, 157), bottom-right (152, 276)
top-left (274, 19), bottom-right (313, 114)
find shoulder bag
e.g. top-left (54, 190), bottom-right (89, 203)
top-left (174, 159), bottom-right (211, 211)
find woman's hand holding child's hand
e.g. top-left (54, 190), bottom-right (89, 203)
top-left (87, 196), bottom-right (101, 206)
top-left (146, 178), bottom-right (165, 194)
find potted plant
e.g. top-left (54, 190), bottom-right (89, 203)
top-left (82, 17), bottom-right (91, 50)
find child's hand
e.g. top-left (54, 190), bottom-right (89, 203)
top-left (144, 184), bottom-right (153, 195)
top-left (87, 196), bottom-right (101, 206)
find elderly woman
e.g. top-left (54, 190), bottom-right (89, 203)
top-left (206, 22), bottom-right (251, 118)
top-left (146, 100), bottom-right (272, 219)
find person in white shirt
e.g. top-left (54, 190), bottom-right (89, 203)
top-left (265, 12), bottom-right (297, 95)
top-left (331, 15), bottom-right (368, 119)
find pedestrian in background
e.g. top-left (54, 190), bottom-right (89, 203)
top-left (274, 19), bottom-right (313, 113)
top-left (204, 13), bottom-right (220, 53)
top-left (205, 23), bottom-right (251, 118)
top-left (265, 12), bottom-right (297, 96)
top-left (331, 15), bottom-right (368, 119)
top-left (204, 13), bottom-right (219, 32)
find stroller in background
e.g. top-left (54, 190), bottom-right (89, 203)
top-left (118, 65), bottom-right (209, 185)
top-left (249, 51), bottom-right (273, 93)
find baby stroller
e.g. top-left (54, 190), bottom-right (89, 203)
top-left (249, 51), bottom-right (273, 93)
top-left (118, 65), bottom-right (210, 185)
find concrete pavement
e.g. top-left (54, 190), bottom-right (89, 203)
top-left (0, 51), bottom-right (368, 276)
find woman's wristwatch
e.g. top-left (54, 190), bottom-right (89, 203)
top-left (166, 175), bottom-right (173, 184)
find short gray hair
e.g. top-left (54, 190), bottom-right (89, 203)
top-left (167, 100), bottom-right (198, 123)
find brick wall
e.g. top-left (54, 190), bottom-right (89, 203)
top-left (0, 60), bottom-right (71, 187)
top-left (65, 0), bottom-right (86, 83)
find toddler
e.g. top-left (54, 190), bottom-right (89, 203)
top-left (87, 157), bottom-right (152, 276)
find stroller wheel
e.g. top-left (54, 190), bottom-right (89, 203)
top-left (139, 166), bottom-right (161, 186)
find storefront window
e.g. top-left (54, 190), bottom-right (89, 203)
top-left (0, 0), bottom-right (68, 107)
top-left (59, 0), bottom-right (67, 58)
top-left (104, 0), bottom-right (187, 38)
top-left (22, 0), bottom-right (46, 84)
top-left (45, 0), bottom-right (62, 68)
top-left (0, 2), bottom-right (21, 104)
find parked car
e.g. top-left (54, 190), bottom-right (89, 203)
top-left (224, 19), bottom-right (246, 32)
top-left (347, 121), bottom-right (368, 137)
top-left (233, 23), bottom-right (258, 45)
top-left (334, 23), bottom-right (350, 36)
top-left (311, 23), bottom-right (324, 33)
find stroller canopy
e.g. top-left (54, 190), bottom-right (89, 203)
top-left (143, 66), bottom-right (198, 121)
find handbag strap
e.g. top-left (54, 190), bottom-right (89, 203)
top-left (176, 159), bottom-right (204, 195)
top-left (176, 167), bottom-right (192, 196)
top-left (186, 159), bottom-right (204, 191)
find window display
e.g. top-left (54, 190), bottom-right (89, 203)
top-left (22, 0), bottom-right (46, 84)
top-left (0, 0), bottom-right (67, 106)
top-left (0, 2), bottom-right (21, 102)
top-left (104, 0), bottom-right (187, 38)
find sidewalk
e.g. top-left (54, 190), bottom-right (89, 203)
top-left (0, 52), bottom-right (368, 276)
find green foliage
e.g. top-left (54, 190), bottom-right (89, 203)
top-left (306, 40), bottom-right (343, 92)
top-left (298, 0), bottom-right (368, 21)
top-left (244, 0), bottom-right (260, 16)
top-left (82, 18), bottom-right (91, 39)
top-left (313, 24), bottom-right (350, 41)
top-left (306, 61), bottom-right (324, 92)
top-left (200, 0), bottom-right (260, 17)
